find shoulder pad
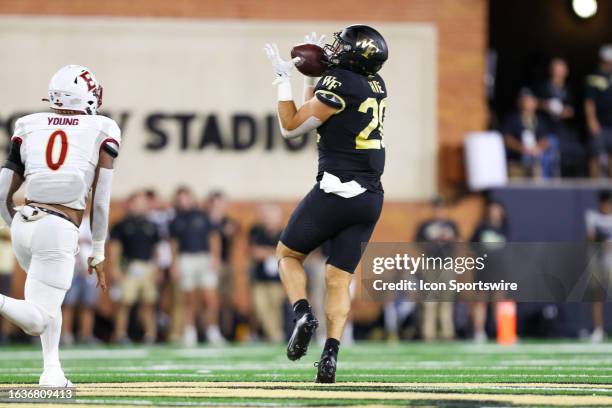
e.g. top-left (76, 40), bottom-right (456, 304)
top-left (95, 116), bottom-right (121, 158)
top-left (97, 116), bottom-right (122, 145)
top-left (10, 113), bottom-right (45, 142)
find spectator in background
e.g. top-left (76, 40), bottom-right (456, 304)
top-left (145, 189), bottom-right (174, 277)
top-left (470, 201), bottom-right (508, 343)
top-left (0, 229), bottom-right (14, 344)
top-left (62, 218), bottom-right (100, 345)
top-left (110, 192), bottom-right (161, 344)
top-left (144, 189), bottom-right (177, 342)
top-left (536, 58), bottom-right (586, 177)
top-left (415, 197), bottom-right (459, 341)
top-left (585, 45), bottom-right (612, 178)
top-left (502, 88), bottom-right (554, 178)
top-left (169, 187), bottom-right (224, 346)
top-left (207, 191), bottom-right (241, 340)
top-left (585, 191), bottom-right (612, 343)
top-left (249, 204), bottom-right (285, 342)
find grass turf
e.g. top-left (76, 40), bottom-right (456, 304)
top-left (1, 341), bottom-right (612, 406)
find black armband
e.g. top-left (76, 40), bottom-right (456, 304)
top-left (102, 141), bottom-right (119, 158)
top-left (3, 140), bottom-right (24, 177)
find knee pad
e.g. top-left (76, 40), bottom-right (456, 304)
top-left (22, 304), bottom-right (49, 336)
top-left (25, 278), bottom-right (66, 320)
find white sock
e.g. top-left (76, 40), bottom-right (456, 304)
top-left (41, 308), bottom-right (62, 371)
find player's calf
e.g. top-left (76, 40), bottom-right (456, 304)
top-left (324, 266), bottom-right (353, 340)
top-left (277, 241), bottom-right (310, 306)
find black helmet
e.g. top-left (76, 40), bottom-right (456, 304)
top-left (324, 25), bottom-right (388, 76)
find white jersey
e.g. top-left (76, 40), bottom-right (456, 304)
top-left (11, 112), bottom-right (121, 210)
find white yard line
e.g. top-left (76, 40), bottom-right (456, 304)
top-left (0, 349), bottom-right (150, 361)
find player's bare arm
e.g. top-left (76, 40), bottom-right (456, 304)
top-left (277, 98), bottom-right (338, 132)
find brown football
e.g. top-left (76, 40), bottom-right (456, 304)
top-left (291, 43), bottom-right (328, 77)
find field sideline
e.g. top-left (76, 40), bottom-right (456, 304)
top-left (1, 341), bottom-right (612, 406)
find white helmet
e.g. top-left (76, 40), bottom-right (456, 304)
top-left (47, 65), bottom-right (103, 115)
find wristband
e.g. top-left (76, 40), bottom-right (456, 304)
top-left (277, 79), bottom-right (293, 101)
top-left (90, 240), bottom-right (105, 267)
top-left (304, 76), bottom-right (317, 87)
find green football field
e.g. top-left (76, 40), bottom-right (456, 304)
top-left (1, 341), bottom-right (612, 406)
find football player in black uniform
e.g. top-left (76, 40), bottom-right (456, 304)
top-left (264, 25), bottom-right (388, 383)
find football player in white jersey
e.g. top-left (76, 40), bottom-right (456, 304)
top-left (0, 65), bottom-right (120, 387)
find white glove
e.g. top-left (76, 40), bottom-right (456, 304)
top-left (302, 32), bottom-right (327, 87)
top-left (264, 43), bottom-right (300, 85)
top-left (304, 32), bottom-right (326, 48)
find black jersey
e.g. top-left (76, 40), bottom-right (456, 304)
top-left (314, 67), bottom-right (387, 193)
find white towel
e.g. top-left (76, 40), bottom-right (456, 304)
top-left (18, 205), bottom-right (48, 222)
top-left (319, 172), bottom-right (366, 198)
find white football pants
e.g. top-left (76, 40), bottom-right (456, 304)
top-left (0, 211), bottom-right (78, 371)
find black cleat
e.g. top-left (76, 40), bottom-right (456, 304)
top-left (315, 352), bottom-right (337, 383)
top-left (286, 312), bottom-right (318, 361)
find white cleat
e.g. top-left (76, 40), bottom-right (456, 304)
top-left (39, 369), bottom-right (74, 388)
top-left (474, 330), bottom-right (488, 344)
top-left (591, 327), bottom-right (605, 343)
top-left (182, 325), bottom-right (198, 348)
top-left (206, 325), bottom-right (227, 346)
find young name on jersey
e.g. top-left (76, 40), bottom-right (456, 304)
top-left (8, 113), bottom-right (121, 210)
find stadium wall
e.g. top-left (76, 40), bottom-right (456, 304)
top-left (0, 17), bottom-right (437, 200)
top-left (0, 0), bottom-right (488, 188)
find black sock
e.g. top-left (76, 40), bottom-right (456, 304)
top-left (323, 338), bottom-right (340, 357)
top-left (292, 299), bottom-right (311, 319)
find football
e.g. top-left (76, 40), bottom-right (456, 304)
top-left (291, 43), bottom-right (328, 77)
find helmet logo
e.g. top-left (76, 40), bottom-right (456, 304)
top-left (357, 34), bottom-right (379, 59)
top-left (79, 71), bottom-right (97, 91)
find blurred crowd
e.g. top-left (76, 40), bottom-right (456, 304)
top-left (0, 187), bottom-right (331, 346)
top-left (0, 187), bottom-right (608, 346)
top-left (497, 45), bottom-right (612, 179)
